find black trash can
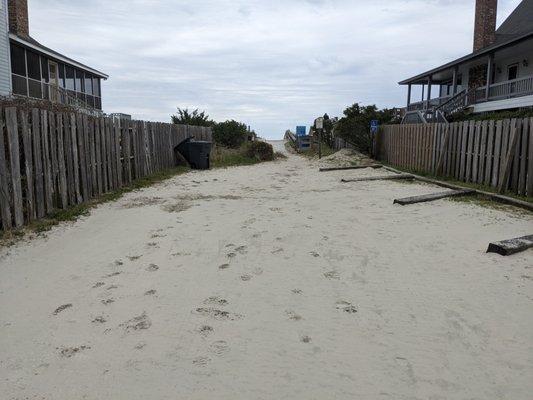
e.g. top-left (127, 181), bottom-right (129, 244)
top-left (176, 138), bottom-right (212, 170)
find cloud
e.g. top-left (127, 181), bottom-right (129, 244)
top-left (28, 0), bottom-right (521, 138)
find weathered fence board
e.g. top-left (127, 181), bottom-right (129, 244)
top-left (0, 103), bottom-right (212, 231)
top-left (0, 109), bottom-right (13, 229)
top-left (56, 113), bottom-right (68, 209)
top-left (20, 110), bottom-right (36, 220)
top-left (377, 117), bottom-right (533, 198)
top-left (5, 108), bottom-right (24, 227)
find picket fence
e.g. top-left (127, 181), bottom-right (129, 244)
top-left (376, 118), bottom-right (533, 197)
top-left (0, 105), bottom-right (212, 231)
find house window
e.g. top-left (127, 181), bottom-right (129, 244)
top-left (508, 64), bottom-right (518, 81)
top-left (93, 78), bottom-right (100, 97)
top-left (58, 64), bottom-right (66, 88)
top-left (41, 57), bottom-right (49, 82)
top-left (75, 69), bottom-right (83, 92)
top-left (65, 66), bottom-right (75, 91)
top-left (10, 43), bottom-right (26, 76)
top-left (26, 50), bottom-right (41, 81)
top-left (84, 73), bottom-right (93, 95)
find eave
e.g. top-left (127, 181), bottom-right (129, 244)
top-left (9, 33), bottom-right (109, 80)
top-left (399, 31), bottom-right (533, 86)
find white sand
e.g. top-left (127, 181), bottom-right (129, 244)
top-left (1, 141), bottom-right (532, 399)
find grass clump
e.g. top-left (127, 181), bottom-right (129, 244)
top-left (211, 141), bottom-right (277, 168)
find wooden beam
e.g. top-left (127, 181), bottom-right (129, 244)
top-left (407, 84), bottom-right (412, 107)
top-left (487, 235), bottom-right (533, 256)
top-left (393, 189), bottom-right (475, 206)
top-left (485, 53), bottom-right (494, 101)
top-left (341, 174), bottom-right (414, 183)
top-left (319, 164), bottom-right (382, 172)
top-left (382, 166), bottom-right (533, 212)
top-left (452, 66), bottom-right (458, 96)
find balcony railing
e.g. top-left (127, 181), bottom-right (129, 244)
top-left (407, 95), bottom-right (452, 112)
top-left (473, 75), bottom-right (533, 103)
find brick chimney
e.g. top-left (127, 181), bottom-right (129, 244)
top-left (8, 0), bottom-right (29, 38)
top-left (473, 0), bottom-right (498, 51)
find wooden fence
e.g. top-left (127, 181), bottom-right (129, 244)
top-left (376, 118), bottom-right (533, 197)
top-left (0, 105), bottom-right (212, 231)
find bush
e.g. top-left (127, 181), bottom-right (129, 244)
top-left (244, 141), bottom-right (274, 161)
top-left (213, 120), bottom-right (248, 148)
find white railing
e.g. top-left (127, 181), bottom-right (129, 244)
top-left (408, 95), bottom-right (452, 112)
top-left (474, 74), bottom-right (533, 103)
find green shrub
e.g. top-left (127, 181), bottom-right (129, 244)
top-left (244, 141), bottom-right (274, 161)
top-left (213, 120), bottom-right (248, 148)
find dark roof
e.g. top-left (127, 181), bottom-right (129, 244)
top-left (10, 34), bottom-right (108, 79)
top-left (496, 0), bottom-right (533, 42)
top-left (399, 0), bottom-right (533, 85)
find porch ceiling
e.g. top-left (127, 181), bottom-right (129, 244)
top-left (399, 31), bottom-right (533, 86)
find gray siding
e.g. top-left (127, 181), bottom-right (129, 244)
top-left (0, 0), bottom-right (11, 96)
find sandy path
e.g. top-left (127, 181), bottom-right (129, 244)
top-left (1, 143), bottom-right (532, 400)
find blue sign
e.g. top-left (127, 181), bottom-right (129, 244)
top-left (296, 126), bottom-right (307, 136)
top-left (370, 120), bottom-right (379, 134)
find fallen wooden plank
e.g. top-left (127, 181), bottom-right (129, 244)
top-left (487, 234), bottom-right (533, 256)
top-left (341, 174), bottom-right (414, 183)
top-left (394, 189), bottom-right (475, 206)
top-left (320, 164), bottom-right (382, 172)
top-left (382, 166), bottom-right (533, 212)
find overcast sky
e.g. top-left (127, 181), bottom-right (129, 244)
top-left (28, 0), bottom-right (521, 138)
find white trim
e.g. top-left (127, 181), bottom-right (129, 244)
top-left (1, 0), bottom-right (12, 94)
top-left (9, 33), bottom-right (109, 79)
top-left (473, 95), bottom-right (533, 113)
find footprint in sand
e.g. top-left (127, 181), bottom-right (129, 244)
top-left (210, 340), bottom-right (229, 356)
top-left (144, 289), bottom-right (157, 296)
top-left (101, 299), bottom-right (115, 306)
top-left (127, 255), bottom-right (142, 261)
top-left (310, 251), bottom-right (320, 258)
top-left (104, 271), bottom-right (122, 278)
top-left (241, 274), bottom-right (252, 282)
top-left (58, 345), bottom-right (91, 358)
top-left (192, 356), bottom-right (211, 367)
top-left (235, 245), bottom-right (247, 254)
top-left (92, 316), bottom-right (107, 324)
top-left (292, 289), bottom-right (303, 295)
top-left (121, 312), bottom-right (152, 332)
top-left (92, 282), bottom-right (105, 288)
top-left (301, 335), bottom-right (312, 343)
top-left (198, 325), bottom-right (214, 336)
top-left (286, 311), bottom-right (302, 321)
top-left (204, 296), bottom-right (228, 306)
top-left (53, 304), bottom-right (72, 315)
top-left (336, 300), bottom-right (358, 314)
top-left (324, 271), bottom-right (340, 280)
top-left (146, 264), bottom-right (159, 272)
top-left (194, 308), bottom-right (242, 321)
top-left (219, 264), bottom-right (230, 270)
